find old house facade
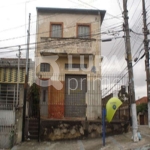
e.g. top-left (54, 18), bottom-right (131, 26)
top-left (35, 7), bottom-right (106, 140)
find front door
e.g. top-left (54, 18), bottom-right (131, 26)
top-left (140, 114), bottom-right (144, 125)
top-left (65, 75), bottom-right (87, 117)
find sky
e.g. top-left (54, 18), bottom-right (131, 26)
top-left (0, 0), bottom-right (149, 99)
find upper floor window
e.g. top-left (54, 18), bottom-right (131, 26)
top-left (50, 22), bottom-right (63, 38)
top-left (40, 63), bottom-right (50, 72)
top-left (65, 64), bottom-right (87, 70)
top-left (77, 24), bottom-right (91, 38)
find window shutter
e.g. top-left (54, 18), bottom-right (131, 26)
top-left (78, 25), bottom-right (90, 38)
top-left (51, 24), bottom-right (62, 38)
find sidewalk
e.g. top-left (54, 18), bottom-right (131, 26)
top-left (11, 125), bottom-right (150, 150)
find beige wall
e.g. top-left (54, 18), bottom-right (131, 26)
top-left (36, 12), bottom-right (101, 41)
top-left (36, 10), bottom-right (102, 119)
top-left (36, 12), bottom-right (101, 56)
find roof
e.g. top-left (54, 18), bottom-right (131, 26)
top-left (36, 7), bottom-right (106, 23)
top-left (0, 58), bottom-right (34, 68)
top-left (136, 96), bottom-right (147, 105)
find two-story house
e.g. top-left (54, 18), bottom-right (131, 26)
top-left (35, 7), bottom-right (106, 140)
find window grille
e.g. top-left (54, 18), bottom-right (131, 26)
top-left (0, 84), bottom-right (17, 110)
top-left (40, 63), bottom-right (50, 72)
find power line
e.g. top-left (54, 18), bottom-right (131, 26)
top-left (0, 29), bottom-right (123, 52)
top-left (129, 0), bottom-right (135, 12)
top-left (0, 0), bottom-right (37, 8)
top-left (117, 0), bottom-right (122, 13)
top-left (77, 0), bottom-right (122, 20)
top-left (130, 0), bottom-right (142, 24)
top-left (0, 23), bottom-right (122, 49)
top-left (0, 5), bottom-right (122, 34)
top-left (130, 29), bottom-right (143, 36)
top-left (102, 51), bottom-right (145, 98)
top-left (0, 21), bottom-right (122, 44)
top-left (0, 19), bottom-right (99, 42)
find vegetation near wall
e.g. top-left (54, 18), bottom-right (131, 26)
top-left (137, 103), bottom-right (148, 114)
top-left (28, 83), bottom-right (40, 117)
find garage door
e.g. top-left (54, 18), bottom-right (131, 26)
top-left (65, 75), bottom-right (87, 117)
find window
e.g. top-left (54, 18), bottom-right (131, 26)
top-left (40, 63), bottom-right (50, 72)
top-left (77, 24), bottom-right (90, 38)
top-left (43, 90), bottom-right (46, 102)
top-left (65, 64), bottom-right (87, 70)
top-left (0, 84), bottom-right (17, 110)
top-left (50, 23), bottom-right (63, 38)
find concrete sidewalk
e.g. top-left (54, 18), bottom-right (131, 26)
top-left (11, 125), bottom-right (150, 150)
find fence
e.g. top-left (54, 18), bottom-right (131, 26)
top-left (0, 104), bottom-right (15, 148)
top-left (0, 84), bottom-right (17, 148)
top-left (36, 73), bottom-right (128, 120)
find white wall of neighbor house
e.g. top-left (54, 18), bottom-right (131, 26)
top-left (0, 85), bottom-right (24, 148)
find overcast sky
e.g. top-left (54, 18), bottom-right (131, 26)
top-left (0, 0), bottom-right (149, 99)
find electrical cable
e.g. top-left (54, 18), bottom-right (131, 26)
top-left (102, 52), bottom-right (145, 98)
top-left (0, 19), bottom-right (122, 43)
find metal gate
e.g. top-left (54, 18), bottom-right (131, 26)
top-left (0, 84), bottom-right (16, 149)
top-left (65, 75), bottom-right (87, 117)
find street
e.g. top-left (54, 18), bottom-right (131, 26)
top-left (12, 125), bottom-right (150, 150)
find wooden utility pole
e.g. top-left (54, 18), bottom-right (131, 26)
top-left (123, 0), bottom-right (139, 142)
top-left (142, 0), bottom-right (150, 128)
top-left (22, 13), bottom-right (31, 141)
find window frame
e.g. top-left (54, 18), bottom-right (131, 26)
top-left (0, 84), bottom-right (16, 110)
top-left (76, 23), bottom-right (91, 39)
top-left (50, 22), bottom-right (63, 38)
top-left (65, 64), bottom-right (87, 70)
top-left (40, 63), bottom-right (50, 72)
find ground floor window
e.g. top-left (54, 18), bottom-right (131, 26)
top-left (0, 84), bottom-right (17, 110)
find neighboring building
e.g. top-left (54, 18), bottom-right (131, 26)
top-left (34, 7), bottom-right (106, 140)
top-left (136, 96), bottom-right (148, 125)
top-left (0, 58), bottom-right (34, 86)
top-left (136, 96), bottom-right (147, 105)
top-left (0, 58), bottom-right (34, 148)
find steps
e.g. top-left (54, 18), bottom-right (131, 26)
top-left (28, 118), bottom-right (39, 140)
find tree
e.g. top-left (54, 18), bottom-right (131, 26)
top-left (28, 83), bottom-right (40, 117)
top-left (136, 103), bottom-right (148, 115)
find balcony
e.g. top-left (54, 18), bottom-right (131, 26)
top-left (39, 37), bottom-right (96, 56)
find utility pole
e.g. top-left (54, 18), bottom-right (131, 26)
top-left (123, 0), bottom-right (139, 142)
top-left (16, 46), bottom-right (21, 106)
top-left (142, 0), bottom-right (150, 128)
top-left (22, 13), bottom-right (31, 141)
